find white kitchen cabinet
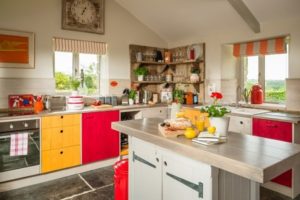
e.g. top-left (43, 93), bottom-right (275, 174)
top-left (142, 107), bottom-right (168, 119)
top-left (228, 115), bottom-right (252, 135)
top-left (129, 137), bottom-right (217, 200)
top-left (129, 137), bottom-right (162, 200)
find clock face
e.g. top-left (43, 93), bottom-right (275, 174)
top-left (62, 0), bottom-right (105, 34)
top-left (71, 0), bottom-right (97, 25)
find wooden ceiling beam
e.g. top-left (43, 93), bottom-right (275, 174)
top-left (227, 0), bottom-right (261, 33)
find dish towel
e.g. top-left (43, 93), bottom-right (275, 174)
top-left (10, 133), bottom-right (28, 156)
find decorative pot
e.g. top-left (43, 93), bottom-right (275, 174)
top-left (209, 116), bottom-right (229, 137)
top-left (129, 98), bottom-right (134, 105)
top-left (170, 102), bottom-right (182, 119)
top-left (190, 73), bottom-right (199, 83)
top-left (137, 75), bottom-right (144, 81)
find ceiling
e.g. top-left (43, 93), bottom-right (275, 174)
top-left (115, 0), bottom-right (300, 43)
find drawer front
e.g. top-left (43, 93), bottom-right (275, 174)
top-left (42, 125), bottom-right (80, 151)
top-left (42, 146), bottom-right (80, 173)
top-left (229, 116), bottom-right (252, 134)
top-left (42, 114), bottom-right (81, 129)
top-left (142, 107), bottom-right (168, 119)
top-left (253, 118), bottom-right (292, 142)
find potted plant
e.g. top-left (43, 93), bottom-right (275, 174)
top-left (134, 66), bottom-right (148, 81)
top-left (70, 78), bottom-right (81, 96)
top-left (170, 89), bottom-right (184, 119)
top-left (128, 89), bottom-right (137, 105)
top-left (200, 92), bottom-right (230, 137)
top-left (190, 66), bottom-right (200, 83)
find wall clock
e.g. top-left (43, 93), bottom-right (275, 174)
top-left (62, 0), bottom-right (105, 34)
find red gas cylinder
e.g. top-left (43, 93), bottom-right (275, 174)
top-left (114, 159), bottom-right (128, 200)
top-left (251, 84), bottom-right (263, 104)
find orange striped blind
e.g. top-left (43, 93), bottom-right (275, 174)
top-left (233, 37), bottom-right (287, 57)
top-left (53, 37), bottom-right (107, 55)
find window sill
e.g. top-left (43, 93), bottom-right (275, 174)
top-left (239, 101), bottom-right (286, 112)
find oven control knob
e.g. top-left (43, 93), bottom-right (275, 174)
top-left (10, 124), bottom-right (14, 129)
top-left (24, 122), bottom-right (28, 128)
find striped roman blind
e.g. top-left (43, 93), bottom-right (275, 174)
top-left (233, 37), bottom-right (287, 57)
top-left (53, 37), bottom-right (107, 55)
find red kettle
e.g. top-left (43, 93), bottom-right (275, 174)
top-left (251, 84), bottom-right (263, 104)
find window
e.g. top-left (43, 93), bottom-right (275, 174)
top-left (241, 53), bottom-right (288, 104)
top-left (53, 37), bottom-right (106, 96)
top-left (54, 52), bottom-right (101, 95)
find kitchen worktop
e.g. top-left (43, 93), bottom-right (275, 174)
top-left (254, 112), bottom-right (300, 123)
top-left (111, 118), bottom-right (300, 183)
top-left (0, 103), bottom-right (169, 121)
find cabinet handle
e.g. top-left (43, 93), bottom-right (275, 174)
top-left (60, 151), bottom-right (63, 154)
top-left (132, 151), bottom-right (156, 169)
top-left (60, 130), bottom-right (63, 133)
top-left (61, 116), bottom-right (64, 119)
top-left (240, 121), bottom-right (243, 125)
top-left (164, 161), bottom-right (167, 166)
top-left (166, 172), bottom-right (203, 198)
top-left (156, 157), bottom-right (159, 162)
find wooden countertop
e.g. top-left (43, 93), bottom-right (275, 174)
top-left (112, 118), bottom-right (300, 183)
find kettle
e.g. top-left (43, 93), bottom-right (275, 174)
top-left (251, 84), bottom-right (263, 104)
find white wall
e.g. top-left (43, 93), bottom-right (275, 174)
top-left (168, 17), bottom-right (300, 89)
top-left (0, 0), bottom-right (166, 90)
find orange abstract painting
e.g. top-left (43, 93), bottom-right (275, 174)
top-left (0, 34), bottom-right (29, 64)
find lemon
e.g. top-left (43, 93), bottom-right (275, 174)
top-left (176, 112), bottom-right (185, 118)
top-left (207, 126), bottom-right (216, 134)
top-left (184, 128), bottom-right (197, 139)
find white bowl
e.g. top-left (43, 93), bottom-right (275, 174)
top-left (67, 102), bottom-right (84, 110)
top-left (68, 96), bottom-right (83, 103)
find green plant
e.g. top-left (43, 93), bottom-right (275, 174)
top-left (190, 66), bottom-right (200, 74)
top-left (242, 88), bottom-right (251, 103)
top-left (173, 89), bottom-right (184, 104)
top-left (70, 78), bottom-right (81, 91)
top-left (134, 66), bottom-right (148, 76)
top-left (128, 89), bottom-right (137, 99)
top-left (200, 92), bottom-right (230, 117)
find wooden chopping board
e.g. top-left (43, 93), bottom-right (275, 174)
top-left (90, 104), bottom-right (113, 109)
top-left (158, 124), bottom-right (185, 138)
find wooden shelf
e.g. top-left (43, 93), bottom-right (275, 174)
top-left (133, 60), bottom-right (203, 65)
top-left (132, 81), bottom-right (204, 84)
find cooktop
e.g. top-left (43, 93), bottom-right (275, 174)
top-left (0, 111), bottom-right (35, 118)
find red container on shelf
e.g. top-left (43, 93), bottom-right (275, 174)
top-left (114, 159), bottom-right (128, 200)
top-left (251, 84), bottom-right (263, 104)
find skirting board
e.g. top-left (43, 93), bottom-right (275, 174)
top-left (0, 157), bottom-right (118, 192)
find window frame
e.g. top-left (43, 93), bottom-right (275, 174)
top-left (54, 51), bottom-right (101, 96)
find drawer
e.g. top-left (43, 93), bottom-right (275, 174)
top-left (42, 114), bottom-right (81, 129)
top-left (42, 125), bottom-right (80, 151)
top-left (142, 107), bottom-right (168, 119)
top-left (253, 118), bottom-right (292, 142)
top-left (228, 116), bottom-right (252, 134)
top-left (42, 146), bottom-right (81, 173)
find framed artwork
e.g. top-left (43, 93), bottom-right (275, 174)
top-left (62, 0), bottom-right (105, 34)
top-left (0, 29), bottom-right (35, 69)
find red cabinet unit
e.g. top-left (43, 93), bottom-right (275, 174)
top-left (253, 118), bottom-right (292, 188)
top-left (82, 111), bottom-right (120, 164)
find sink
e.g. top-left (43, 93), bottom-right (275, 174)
top-left (229, 107), bottom-right (269, 116)
top-left (263, 112), bottom-right (300, 118)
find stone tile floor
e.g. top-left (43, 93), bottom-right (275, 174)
top-left (0, 165), bottom-right (299, 200)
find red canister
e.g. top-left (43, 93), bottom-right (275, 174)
top-left (251, 84), bottom-right (263, 104)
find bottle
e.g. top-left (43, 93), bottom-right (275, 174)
top-left (193, 93), bottom-right (198, 104)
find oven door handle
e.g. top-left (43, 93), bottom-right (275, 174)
top-left (0, 131), bottom-right (36, 140)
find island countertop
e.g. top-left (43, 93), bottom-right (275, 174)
top-left (112, 118), bottom-right (300, 183)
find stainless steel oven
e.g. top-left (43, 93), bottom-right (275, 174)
top-left (0, 118), bottom-right (40, 182)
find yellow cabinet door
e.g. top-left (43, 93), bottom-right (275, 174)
top-left (63, 114), bottom-right (81, 127)
top-left (62, 146), bottom-right (81, 169)
top-left (42, 149), bottom-right (62, 173)
top-left (42, 114), bottom-right (81, 129)
top-left (63, 125), bottom-right (80, 147)
top-left (42, 128), bottom-right (64, 151)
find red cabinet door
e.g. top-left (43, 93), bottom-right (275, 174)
top-left (82, 111), bottom-right (120, 164)
top-left (253, 118), bottom-right (292, 187)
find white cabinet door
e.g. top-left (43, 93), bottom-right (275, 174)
top-left (142, 107), bottom-right (168, 119)
top-left (228, 116), bottom-right (252, 135)
top-left (162, 151), bottom-right (216, 200)
top-left (129, 137), bottom-right (162, 200)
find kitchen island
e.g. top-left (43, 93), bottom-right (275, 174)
top-left (112, 118), bottom-right (300, 200)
